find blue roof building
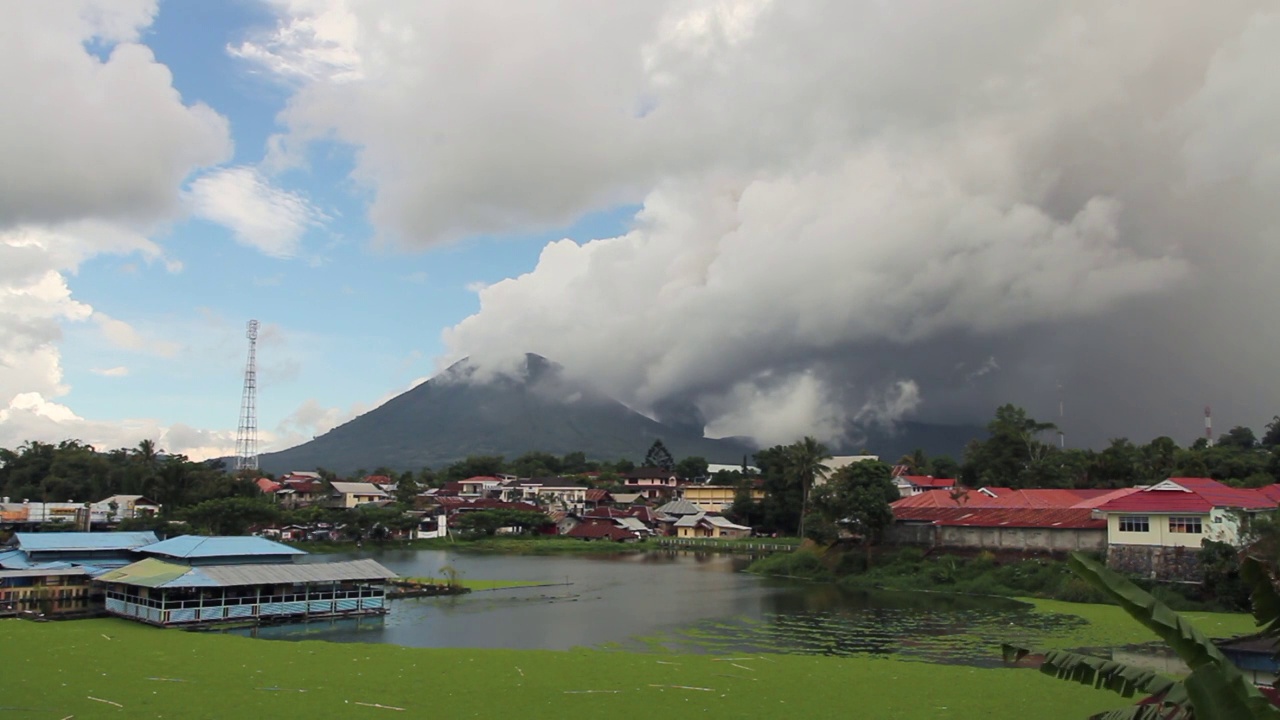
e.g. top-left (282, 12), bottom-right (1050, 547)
top-left (137, 535), bottom-right (306, 565)
top-left (12, 531), bottom-right (159, 566)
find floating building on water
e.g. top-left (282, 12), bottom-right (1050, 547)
top-left (2, 532), bottom-right (396, 626)
top-left (0, 531), bottom-right (159, 617)
top-left (96, 535), bottom-right (395, 627)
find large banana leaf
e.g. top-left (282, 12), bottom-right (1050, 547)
top-left (1003, 644), bottom-right (1189, 719)
top-left (1003, 553), bottom-right (1280, 719)
top-left (1241, 556), bottom-right (1280, 640)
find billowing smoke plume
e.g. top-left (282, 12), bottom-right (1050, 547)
top-left (252, 1), bottom-right (1280, 447)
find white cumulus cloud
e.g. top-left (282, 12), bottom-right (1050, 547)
top-left (188, 166), bottom-right (325, 258)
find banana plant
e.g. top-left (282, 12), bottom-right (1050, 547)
top-left (1003, 552), bottom-right (1280, 720)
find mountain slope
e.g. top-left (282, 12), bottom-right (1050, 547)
top-left (257, 354), bottom-right (753, 474)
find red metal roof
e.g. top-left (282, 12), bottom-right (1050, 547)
top-left (1094, 478), bottom-right (1279, 513)
top-left (894, 507), bottom-right (1106, 529)
top-left (566, 523), bottom-right (638, 541)
top-left (892, 487), bottom-right (1113, 510)
top-left (585, 489), bottom-right (611, 502)
top-left (902, 476), bottom-right (956, 488)
top-left (255, 478), bottom-right (282, 493)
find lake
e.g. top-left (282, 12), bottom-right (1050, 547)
top-left (235, 548), bottom-right (1090, 667)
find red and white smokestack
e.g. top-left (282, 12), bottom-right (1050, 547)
top-left (1205, 405), bottom-right (1213, 442)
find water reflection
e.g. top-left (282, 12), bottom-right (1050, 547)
top-left (248, 549), bottom-right (1083, 667)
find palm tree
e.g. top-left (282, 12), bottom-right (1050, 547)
top-left (788, 436), bottom-right (831, 540)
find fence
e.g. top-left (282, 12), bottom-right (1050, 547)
top-left (654, 537), bottom-right (798, 553)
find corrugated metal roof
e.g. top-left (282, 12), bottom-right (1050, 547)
top-left (180, 559), bottom-right (396, 587)
top-left (15, 531), bottom-right (159, 552)
top-left (894, 507), bottom-right (1106, 529)
top-left (97, 558), bottom-right (194, 587)
top-left (329, 482), bottom-right (387, 496)
top-left (656, 499), bottom-right (701, 516)
top-left (138, 535), bottom-right (306, 559)
top-left (0, 549), bottom-right (32, 569)
top-left (1095, 478), bottom-right (1279, 513)
top-left (0, 566), bottom-right (88, 579)
top-left (98, 558), bottom-right (396, 588)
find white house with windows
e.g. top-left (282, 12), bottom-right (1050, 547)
top-left (1093, 478), bottom-right (1280, 581)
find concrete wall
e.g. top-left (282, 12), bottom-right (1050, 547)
top-left (887, 523), bottom-right (1106, 553)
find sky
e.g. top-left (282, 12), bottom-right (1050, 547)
top-left (1, 1), bottom-right (1278, 460)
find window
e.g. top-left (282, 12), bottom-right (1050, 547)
top-left (1118, 516), bottom-right (1150, 533)
top-left (1169, 516), bottom-right (1203, 534)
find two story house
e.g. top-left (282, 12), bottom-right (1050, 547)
top-left (1093, 477), bottom-right (1280, 581)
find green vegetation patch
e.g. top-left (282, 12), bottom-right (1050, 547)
top-left (0, 618), bottom-right (1129, 719)
top-left (401, 577), bottom-right (549, 591)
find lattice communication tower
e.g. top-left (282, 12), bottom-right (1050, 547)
top-left (235, 319), bottom-right (260, 473)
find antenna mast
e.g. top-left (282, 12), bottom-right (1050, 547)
top-left (1057, 383), bottom-right (1065, 449)
top-left (1204, 405), bottom-right (1213, 447)
top-left (235, 320), bottom-right (260, 473)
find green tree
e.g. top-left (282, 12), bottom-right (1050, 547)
top-left (1263, 417), bottom-right (1280, 449)
top-left (1218, 425), bottom-right (1259, 450)
top-left (896, 448), bottom-right (931, 475)
top-left (443, 455), bottom-right (507, 481)
top-left (788, 436), bottom-right (831, 540)
top-left (643, 440), bottom-right (675, 471)
top-left (962, 405), bottom-right (1058, 488)
top-left (675, 456), bottom-right (709, 480)
top-left (809, 460), bottom-right (898, 560)
top-left (179, 497), bottom-right (281, 535)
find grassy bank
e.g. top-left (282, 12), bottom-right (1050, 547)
top-left (748, 548), bottom-right (1235, 611)
top-left (289, 536), bottom-right (650, 555)
top-left (0, 617), bottom-right (1130, 719)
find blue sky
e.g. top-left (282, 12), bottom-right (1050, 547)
top-left (2, 2), bottom-right (1276, 457)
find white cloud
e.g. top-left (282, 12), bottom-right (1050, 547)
top-left (230, 0), bottom-right (363, 83)
top-left (236, 2), bottom-right (1280, 445)
top-left (0, 2), bottom-right (233, 455)
top-left (703, 371), bottom-right (849, 446)
top-left (187, 166), bottom-right (325, 258)
top-left (0, 1), bottom-right (230, 227)
top-left (90, 366), bottom-right (130, 377)
top-left (92, 312), bottom-right (181, 357)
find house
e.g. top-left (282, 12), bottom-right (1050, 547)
top-left (610, 492), bottom-right (646, 506)
top-left (673, 513), bottom-right (753, 539)
top-left (681, 484), bottom-right (764, 513)
top-left (893, 476), bottom-right (957, 497)
top-left (95, 495), bottom-right (161, 521)
top-left (1093, 478), bottom-right (1280, 581)
top-left (501, 478), bottom-right (589, 512)
top-left (584, 488), bottom-right (613, 510)
top-left (623, 468), bottom-right (681, 499)
top-left (276, 479), bottom-right (326, 509)
top-left (457, 476), bottom-right (503, 497)
top-left (329, 481), bottom-right (390, 508)
top-left (565, 523), bottom-right (640, 543)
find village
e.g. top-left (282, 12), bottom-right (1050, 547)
top-left (6, 452), bottom-right (1280, 632)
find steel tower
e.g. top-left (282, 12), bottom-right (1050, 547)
top-left (235, 319), bottom-right (260, 473)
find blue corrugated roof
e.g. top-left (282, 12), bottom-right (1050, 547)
top-left (137, 535), bottom-right (306, 559)
top-left (15, 531), bottom-right (159, 552)
top-left (0, 550), bottom-right (33, 569)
